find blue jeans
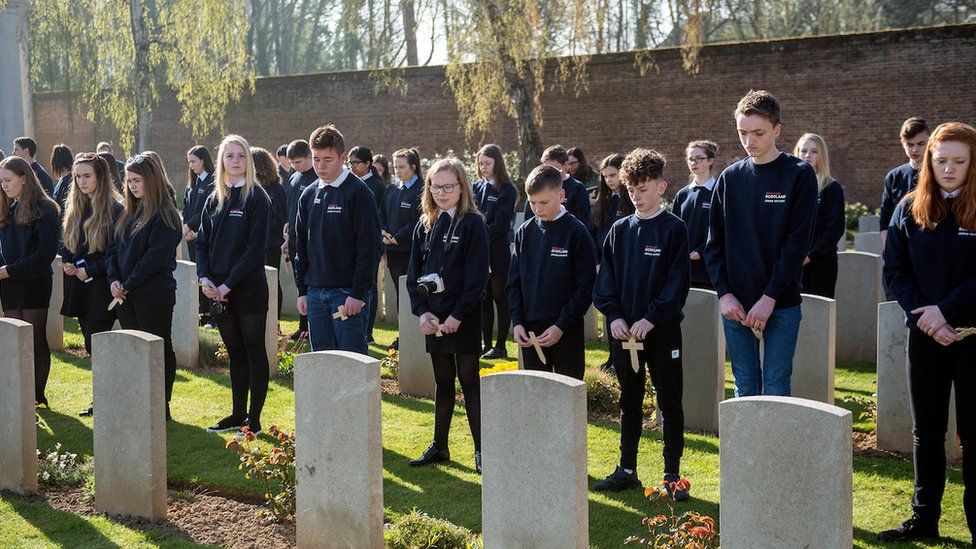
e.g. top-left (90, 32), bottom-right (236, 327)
top-left (306, 287), bottom-right (371, 354)
top-left (722, 305), bottom-right (802, 397)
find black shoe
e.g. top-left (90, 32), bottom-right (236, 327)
top-left (482, 347), bottom-right (508, 360)
top-left (475, 451), bottom-right (482, 474)
top-left (389, 338), bottom-right (399, 351)
top-left (595, 466), bottom-right (642, 492)
top-left (206, 415), bottom-right (247, 433)
top-left (878, 514), bottom-right (939, 542)
top-left (664, 473), bottom-right (689, 502)
top-left (243, 418), bottom-right (262, 436)
top-left (409, 443), bottom-right (450, 467)
top-left (79, 404), bottom-right (94, 417)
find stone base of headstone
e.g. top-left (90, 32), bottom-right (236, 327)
top-left (92, 330), bottom-right (167, 520)
top-left (482, 371), bottom-right (588, 548)
top-left (173, 260), bottom-right (199, 368)
top-left (265, 266), bottom-right (279, 377)
top-left (0, 318), bottom-right (37, 494)
top-left (854, 231), bottom-right (882, 255)
top-left (681, 289), bottom-right (724, 433)
top-left (793, 294), bottom-right (835, 403)
top-left (397, 276), bottom-right (435, 397)
top-left (47, 256), bottom-right (63, 351)
top-left (295, 351), bottom-right (383, 548)
top-left (836, 252), bottom-right (883, 363)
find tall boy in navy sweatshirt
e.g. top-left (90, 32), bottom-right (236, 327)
top-left (593, 148), bottom-right (690, 497)
top-left (522, 146), bottom-right (591, 227)
top-left (704, 90), bottom-right (817, 397)
top-left (507, 165), bottom-right (596, 380)
top-left (293, 125), bottom-right (381, 354)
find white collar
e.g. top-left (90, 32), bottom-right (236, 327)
top-left (635, 205), bottom-right (665, 220)
top-left (562, 172), bottom-right (570, 181)
top-left (552, 206), bottom-right (568, 220)
top-left (318, 168), bottom-right (350, 189)
top-left (693, 176), bottom-right (716, 191)
top-left (198, 171), bottom-right (209, 181)
top-left (941, 188), bottom-right (962, 199)
top-left (402, 174), bottom-right (419, 188)
top-left (440, 207), bottom-right (457, 219)
top-left (227, 179), bottom-right (246, 188)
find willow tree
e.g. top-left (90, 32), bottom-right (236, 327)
top-left (29, 0), bottom-right (253, 152)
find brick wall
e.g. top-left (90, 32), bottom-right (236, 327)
top-left (32, 24), bottom-right (976, 206)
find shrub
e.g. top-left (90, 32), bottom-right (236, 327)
top-left (385, 509), bottom-right (479, 549)
top-left (584, 366), bottom-right (620, 413)
top-left (846, 202), bottom-right (879, 232)
top-left (626, 478), bottom-right (719, 548)
top-left (226, 426), bottom-right (295, 523)
top-left (478, 360), bottom-right (518, 377)
top-left (276, 334), bottom-right (308, 379)
top-left (381, 349), bottom-right (400, 380)
top-left (37, 443), bottom-right (93, 487)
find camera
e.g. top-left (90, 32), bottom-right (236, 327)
top-left (415, 273), bottom-right (445, 298)
top-left (209, 299), bottom-right (229, 319)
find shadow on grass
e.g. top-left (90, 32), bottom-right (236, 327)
top-left (382, 446), bottom-right (484, 532)
top-left (3, 492), bottom-right (121, 548)
top-left (854, 525), bottom-right (973, 548)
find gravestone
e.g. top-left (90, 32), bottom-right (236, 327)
top-left (837, 233), bottom-right (846, 252)
top-left (876, 302), bottom-right (961, 459)
top-left (854, 231), bottom-right (882, 255)
top-left (295, 351), bottom-right (383, 548)
top-left (173, 260), bottom-right (199, 368)
top-left (836, 252), bottom-right (883, 363)
top-left (384, 265), bottom-right (398, 322)
top-left (47, 256), bottom-right (63, 350)
top-left (583, 305), bottom-right (600, 341)
top-left (265, 266), bottom-right (279, 376)
top-left (681, 289), bottom-right (724, 433)
top-left (793, 294), bottom-right (835, 403)
top-left (280, 258), bottom-right (299, 316)
top-left (92, 330), bottom-right (167, 520)
top-left (397, 276), bottom-right (435, 397)
top-left (858, 215), bottom-right (880, 233)
top-left (0, 318), bottom-right (37, 494)
top-left (482, 371), bottom-right (588, 548)
top-left (720, 396), bottom-right (852, 548)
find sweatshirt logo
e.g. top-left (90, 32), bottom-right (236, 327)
top-left (960, 228), bottom-right (976, 237)
top-left (229, 208), bottom-right (244, 217)
top-left (487, 195), bottom-right (498, 202)
top-left (644, 245), bottom-right (661, 257)
top-left (702, 201), bottom-right (711, 210)
top-left (326, 204), bottom-right (343, 214)
top-left (550, 246), bottom-right (568, 257)
top-left (400, 201), bottom-right (413, 209)
top-left (764, 192), bottom-right (787, 204)
top-left (442, 235), bottom-right (460, 244)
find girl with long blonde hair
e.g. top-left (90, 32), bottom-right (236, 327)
top-left (794, 133), bottom-right (846, 298)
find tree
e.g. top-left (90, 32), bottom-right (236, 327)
top-left (29, 0), bottom-right (253, 152)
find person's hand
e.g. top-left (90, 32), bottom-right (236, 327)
top-left (536, 325), bottom-right (564, 347)
top-left (343, 296), bottom-right (364, 316)
top-left (932, 324), bottom-right (959, 347)
top-left (512, 325), bottom-right (530, 347)
top-left (297, 296), bottom-right (307, 315)
top-left (803, 256), bottom-right (812, 266)
top-left (216, 284), bottom-right (232, 302)
top-left (63, 263), bottom-right (78, 276)
top-left (610, 318), bottom-right (631, 341)
top-left (182, 224), bottom-right (191, 237)
top-left (720, 294), bottom-right (746, 322)
top-left (689, 251), bottom-right (701, 261)
top-left (199, 278), bottom-right (219, 300)
top-left (419, 312), bottom-right (439, 336)
top-left (630, 318), bottom-right (655, 340)
top-left (442, 315), bottom-right (461, 334)
top-left (75, 267), bottom-right (89, 281)
top-left (911, 305), bottom-right (947, 337)
top-left (110, 281), bottom-right (126, 299)
top-left (745, 295), bottom-right (776, 331)
top-left (186, 231), bottom-right (197, 242)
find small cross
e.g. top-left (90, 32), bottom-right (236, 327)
top-left (956, 327), bottom-right (976, 340)
top-left (622, 337), bottom-right (644, 373)
top-left (431, 319), bottom-right (443, 337)
top-left (332, 306), bottom-right (348, 321)
top-left (107, 297), bottom-right (123, 311)
top-left (527, 331), bottom-right (547, 363)
top-left (751, 327), bottom-right (763, 341)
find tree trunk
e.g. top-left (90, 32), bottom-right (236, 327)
top-left (129, 0), bottom-right (153, 151)
top-left (401, 0), bottom-right (418, 65)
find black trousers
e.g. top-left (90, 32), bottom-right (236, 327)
top-left (521, 320), bottom-right (585, 380)
top-left (907, 330), bottom-right (975, 537)
top-left (116, 290), bottom-right (178, 405)
top-left (612, 324), bottom-right (684, 474)
top-left (802, 255), bottom-right (838, 299)
top-left (215, 311), bottom-right (269, 424)
top-left (265, 247), bottom-right (283, 320)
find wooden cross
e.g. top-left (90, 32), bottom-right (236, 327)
top-left (332, 306), bottom-right (348, 321)
top-left (622, 337), bottom-right (644, 373)
top-left (431, 319), bottom-right (443, 337)
top-left (956, 327), bottom-right (976, 340)
top-left (751, 327), bottom-right (763, 341)
top-left (527, 331), bottom-right (547, 363)
top-left (107, 297), bottom-right (123, 311)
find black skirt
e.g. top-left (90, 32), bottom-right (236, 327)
top-left (425, 303), bottom-right (482, 355)
top-left (488, 244), bottom-right (511, 279)
top-left (205, 277), bottom-right (269, 316)
top-left (61, 273), bottom-right (115, 320)
top-left (1, 275), bottom-right (53, 310)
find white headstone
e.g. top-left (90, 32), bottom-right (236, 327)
top-left (92, 330), bottom-right (167, 520)
top-left (482, 371), bottom-right (588, 548)
top-left (720, 396), bottom-right (852, 548)
top-left (0, 318), bottom-right (37, 494)
top-left (854, 231), bottom-right (882, 255)
top-left (837, 233), bottom-right (846, 253)
top-left (280, 258), bottom-right (299, 316)
top-left (583, 305), bottom-right (599, 342)
top-left (858, 215), bottom-right (880, 233)
top-left (384, 266), bottom-right (398, 322)
top-left (397, 276), bottom-right (435, 397)
top-left (681, 289), bottom-right (724, 433)
top-left (295, 351), bottom-right (383, 548)
top-left (793, 294), bottom-right (835, 403)
top-left (835, 252), bottom-right (883, 363)
top-left (265, 266), bottom-right (279, 376)
top-left (173, 260), bottom-right (199, 368)
top-left (46, 256), bottom-right (63, 350)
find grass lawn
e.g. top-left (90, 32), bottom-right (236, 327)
top-left (3, 315), bottom-right (968, 548)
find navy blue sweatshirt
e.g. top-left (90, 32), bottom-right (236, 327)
top-left (507, 211), bottom-right (596, 329)
top-left (407, 211), bottom-right (490, 319)
top-left (0, 201), bottom-right (59, 279)
top-left (673, 180), bottom-right (714, 286)
top-left (32, 162), bottom-right (55, 198)
top-left (294, 171), bottom-right (381, 299)
top-left (60, 202), bottom-right (124, 278)
top-left (286, 168), bottom-right (317, 239)
top-left (381, 176), bottom-right (423, 253)
top-left (362, 172), bottom-right (387, 210)
top-left (183, 172), bottom-right (214, 232)
top-left (53, 174), bottom-right (72, 214)
top-left (473, 179), bottom-right (516, 247)
top-left (594, 210), bottom-right (690, 327)
top-left (880, 163), bottom-right (918, 230)
top-left (195, 185), bottom-right (271, 288)
top-left (884, 197), bottom-right (976, 331)
top-left (106, 211), bottom-right (182, 295)
top-left (808, 180), bottom-right (846, 260)
top-left (263, 181), bottom-right (288, 250)
top-left (523, 175), bottom-right (592, 226)
top-left (704, 153), bottom-right (818, 310)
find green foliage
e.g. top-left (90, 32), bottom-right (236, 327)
top-left (37, 443), bottom-right (93, 487)
top-left (584, 365), bottom-right (621, 414)
top-left (385, 509), bottom-right (480, 549)
top-left (626, 479), bottom-right (719, 548)
top-left (381, 349), bottom-right (400, 380)
top-left (275, 334), bottom-right (308, 379)
top-left (225, 425), bottom-right (296, 523)
top-left (846, 202), bottom-right (879, 232)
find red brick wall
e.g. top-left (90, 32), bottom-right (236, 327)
top-left (32, 24), bottom-right (976, 206)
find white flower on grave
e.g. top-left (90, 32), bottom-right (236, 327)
top-left (41, 471), bottom-right (50, 481)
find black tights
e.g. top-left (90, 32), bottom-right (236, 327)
top-left (6, 308), bottom-right (51, 405)
top-left (116, 291), bottom-right (178, 405)
top-left (77, 317), bottom-right (116, 356)
top-left (481, 277), bottom-right (510, 349)
top-left (431, 353), bottom-right (481, 452)
top-left (216, 312), bottom-right (269, 424)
